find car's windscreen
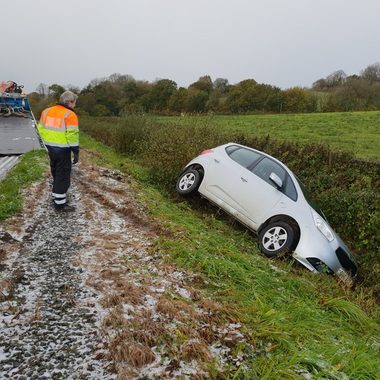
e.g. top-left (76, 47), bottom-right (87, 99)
top-left (295, 176), bottom-right (326, 219)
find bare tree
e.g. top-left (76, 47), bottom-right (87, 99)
top-left (361, 63), bottom-right (380, 82)
top-left (36, 83), bottom-right (49, 97)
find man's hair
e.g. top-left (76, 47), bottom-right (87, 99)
top-left (59, 90), bottom-right (78, 106)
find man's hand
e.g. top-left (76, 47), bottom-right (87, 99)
top-left (72, 151), bottom-right (79, 164)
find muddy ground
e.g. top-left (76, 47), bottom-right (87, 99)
top-left (0, 151), bottom-right (252, 379)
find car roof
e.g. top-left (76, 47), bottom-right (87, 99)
top-left (222, 142), bottom-right (288, 166)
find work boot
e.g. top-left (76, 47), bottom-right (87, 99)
top-left (54, 204), bottom-right (76, 212)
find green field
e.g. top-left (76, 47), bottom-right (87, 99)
top-left (158, 111), bottom-right (380, 161)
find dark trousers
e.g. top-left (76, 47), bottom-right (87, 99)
top-left (48, 149), bottom-right (72, 197)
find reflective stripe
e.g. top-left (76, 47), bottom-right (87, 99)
top-left (41, 125), bottom-right (67, 133)
top-left (54, 198), bottom-right (66, 205)
top-left (66, 125), bottom-right (78, 130)
top-left (52, 192), bottom-right (66, 197)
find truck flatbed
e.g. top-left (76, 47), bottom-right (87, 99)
top-left (0, 115), bottom-right (42, 155)
top-left (0, 93), bottom-right (43, 155)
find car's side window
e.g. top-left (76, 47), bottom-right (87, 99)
top-left (251, 157), bottom-right (298, 201)
top-left (251, 157), bottom-right (286, 187)
top-left (226, 147), bottom-right (262, 168)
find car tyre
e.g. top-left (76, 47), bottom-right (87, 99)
top-left (176, 169), bottom-right (201, 196)
top-left (258, 221), bottom-right (295, 258)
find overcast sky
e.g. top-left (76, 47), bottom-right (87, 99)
top-left (2, 0), bottom-right (379, 93)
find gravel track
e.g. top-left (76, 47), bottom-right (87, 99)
top-left (0, 180), bottom-right (115, 379)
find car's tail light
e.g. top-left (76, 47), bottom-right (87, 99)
top-left (200, 149), bottom-right (213, 155)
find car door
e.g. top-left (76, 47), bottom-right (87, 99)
top-left (202, 148), bottom-right (237, 204)
top-left (203, 146), bottom-right (261, 208)
top-left (227, 156), bottom-right (286, 226)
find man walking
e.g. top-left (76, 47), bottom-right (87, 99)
top-left (37, 91), bottom-right (79, 212)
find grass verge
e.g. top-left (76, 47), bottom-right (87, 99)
top-left (81, 133), bottom-right (380, 379)
top-left (0, 150), bottom-right (48, 220)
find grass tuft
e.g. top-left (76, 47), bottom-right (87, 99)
top-left (0, 150), bottom-right (47, 220)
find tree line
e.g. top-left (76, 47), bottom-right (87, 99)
top-left (29, 63), bottom-right (380, 117)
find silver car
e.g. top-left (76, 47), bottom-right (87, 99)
top-left (176, 143), bottom-right (357, 282)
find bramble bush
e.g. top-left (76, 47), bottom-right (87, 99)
top-left (81, 116), bottom-right (380, 298)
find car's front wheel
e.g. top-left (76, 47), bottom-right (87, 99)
top-left (176, 169), bottom-right (201, 196)
top-left (258, 221), bottom-right (295, 258)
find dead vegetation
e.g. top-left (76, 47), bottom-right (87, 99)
top-left (109, 333), bottom-right (155, 367)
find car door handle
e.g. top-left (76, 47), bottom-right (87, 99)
top-left (214, 159), bottom-right (220, 163)
top-left (240, 177), bottom-right (248, 183)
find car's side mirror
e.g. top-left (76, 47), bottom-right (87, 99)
top-left (269, 172), bottom-right (283, 189)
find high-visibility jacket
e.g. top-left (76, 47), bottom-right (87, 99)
top-left (37, 104), bottom-right (79, 149)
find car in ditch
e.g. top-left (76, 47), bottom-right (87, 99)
top-left (175, 142), bottom-right (358, 282)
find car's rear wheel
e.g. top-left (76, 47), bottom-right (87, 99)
top-left (258, 221), bottom-right (295, 258)
top-left (176, 169), bottom-right (201, 196)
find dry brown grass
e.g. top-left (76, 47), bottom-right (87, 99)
top-left (156, 297), bottom-right (178, 318)
top-left (180, 338), bottom-right (213, 362)
top-left (114, 280), bottom-right (145, 305)
top-left (99, 268), bottom-right (125, 281)
top-left (156, 295), bottom-right (194, 321)
top-left (115, 366), bottom-right (137, 380)
top-left (176, 324), bottom-right (195, 338)
top-left (85, 277), bottom-right (105, 292)
top-left (131, 318), bottom-right (166, 347)
top-left (198, 299), bottom-right (225, 324)
top-left (109, 333), bottom-right (155, 367)
top-left (101, 292), bottom-right (124, 308)
top-left (190, 373), bottom-right (211, 380)
top-left (102, 306), bottom-right (126, 329)
top-left (198, 325), bottom-right (217, 344)
top-left (100, 241), bottom-right (122, 250)
top-left (131, 329), bottom-right (157, 347)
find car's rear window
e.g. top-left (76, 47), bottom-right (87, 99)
top-left (226, 146), bottom-right (262, 168)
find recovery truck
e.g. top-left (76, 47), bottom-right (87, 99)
top-left (0, 81), bottom-right (43, 180)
